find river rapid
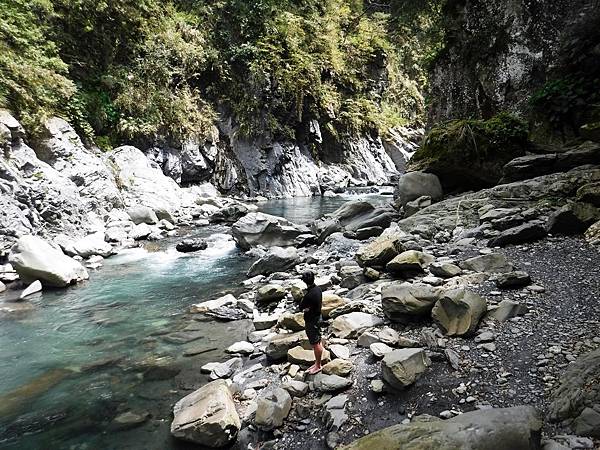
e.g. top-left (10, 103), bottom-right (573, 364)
top-left (0, 192), bottom-right (389, 450)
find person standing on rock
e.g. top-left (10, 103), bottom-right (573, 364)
top-left (299, 270), bottom-right (324, 375)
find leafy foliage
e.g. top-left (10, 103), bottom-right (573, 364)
top-left (0, 0), bottom-right (74, 129)
top-left (0, 0), bottom-right (443, 145)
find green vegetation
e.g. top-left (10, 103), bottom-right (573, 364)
top-left (410, 113), bottom-right (529, 188)
top-left (0, 0), bottom-right (443, 146)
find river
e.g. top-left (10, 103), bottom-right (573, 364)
top-left (0, 192), bottom-right (391, 449)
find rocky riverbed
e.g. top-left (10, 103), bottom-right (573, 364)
top-left (1, 106), bottom-right (600, 450)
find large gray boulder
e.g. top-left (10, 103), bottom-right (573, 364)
top-left (255, 388), bottom-right (292, 430)
top-left (381, 283), bottom-right (441, 322)
top-left (382, 348), bottom-right (430, 390)
top-left (231, 212), bottom-right (310, 250)
top-left (340, 406), bottom-right (542, 450)
top-left (356, 236), bottom-right (404, 268)
top-left (331, 312), bottom-right (384, 339)
top-left (265, 331), bottom-right (309, 360)
top-left (395, 172), bottom-right (443, 207)
top-left (126, 206), bottom-right (158, 225)
top-left (432, 289), bottom-right (487, 336)
top-left (9, 235), bottom-right (89, 287)
top-left (386, 250), bottom-right (434, 274)
top-left (549, 349), bottom-right (600, 438)
top-left (546, 202), bottom-right (600, 235)
top-left (460, 253), bottom-right (513, 273)
top-left (72, 232), bottom-right (114, 258)
top-left (171, 379), bottom-right (240, 447)
top-left (502, 142), bottom-right (600, 183)
top-left (247, 246), bottom-right (298, 277)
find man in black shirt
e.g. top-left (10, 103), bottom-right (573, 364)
top-left (299, 270), bottom-right (324, 374)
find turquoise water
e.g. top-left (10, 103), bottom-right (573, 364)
top-left (0, 193), bottom-right (391, 449)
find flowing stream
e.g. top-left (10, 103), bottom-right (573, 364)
top-left (0, 192), bottom-right (390, 450)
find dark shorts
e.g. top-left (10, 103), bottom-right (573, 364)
top-left (304, 314), bottom-right (322, 345)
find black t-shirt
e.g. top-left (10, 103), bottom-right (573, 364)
top-left (300, 284), bottom-right (322, 320)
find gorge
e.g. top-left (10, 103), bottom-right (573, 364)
top-left (1, 1), bottom-right (600, 450)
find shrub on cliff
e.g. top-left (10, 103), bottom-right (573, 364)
top-left (410, 113), bottom-right (529, 190)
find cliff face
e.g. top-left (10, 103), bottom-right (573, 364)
top-left (143, 121), bottom-right (422, 198)
top-left (428, 0), bottom-right (598, 126)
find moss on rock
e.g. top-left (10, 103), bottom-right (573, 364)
top-left (410, 113), bottom-right (529, 190)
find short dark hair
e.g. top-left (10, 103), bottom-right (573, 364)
top-left (301, 270), bottom-right (315, 285)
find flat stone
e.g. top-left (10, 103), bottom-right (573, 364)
top-left (331, 312), bottom-right (384, 339)
top-left (287, 346), bottom-right (331, 366)
top-left (370, 342), bottom-right (393, 358)
top-left (313, 373), bottom-right (353, 392)
top-left (282, 380), bottom-right (309, 397)
top-left (322, 359), bottom-right (353, 377)
top-left (226, 341), bottom-right (255, 355)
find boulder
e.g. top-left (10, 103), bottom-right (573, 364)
top-left (329, 344), bottom-right (350, 360)
top-left (432, 289), bottom-right (487, 336)
top-left (322, 293), bottom-right (348, 319)
top-left (576, 182), bottom-right (600, 206)
top-left (130, 223), bottom-right (153, 240)
top-left (210, 203), bottom-right (249, 224)
top-left (287, 346), bottom-right (331, 366)
top-left (331, 312), bottom-right (384, 339)
top-left (126, 206), bottom-right (158, 225)
top-left (191, 294), bottom-right (237, 314)
top-left (382, 348), bottom-right (430, 390)
top-left (356, 236), bottom-right (404, 268)
top-left (395, 172), bottom-right (443, 207)
top-left (487, 222), bottom-right (547, 247)
top-left (486, 300), bottom-right (528, 322)
top-left (501, 142), bottom-right (600, 183)
top-left (225, 341), bottom-right (255, 355)
top-left (19, 280), bottom-right (42, 299)
top-left (282, 380), bottom-right (309, 397)
top-left (171, 380), bottom-right (240, 447)
top-left (495, 271), bottom-right (531, 289)
top-left (231, 212), bottom-right (310, 250)
top-left (460, 253), bottom-right (513, 273)
top-left (322, 359), bottom-right (353, 377)
top-left (546, 203), bottom-right (600, 235)
top-left (313, 373), bottom-right (353, 392)
top-left (255, 388), bottom-right (292, 430)
top-left (256, 284), bottom-right (286, 303)
top-left (9, 235), bottom-right (89, 287)
top-left (72, 233), bottom-right (114, 258)
top-left (176, 239), bottom-right (208, 253)
top-left (429, 262), bottom-right (462, 278)
top-left (549, 349), bottom-right (600, 436)
top-left (386, 250), bottom-right (434, 273)
top-left (404, 196), bottom-right (432, 217)
top-left (340, 406), bottom-right (542, 450)
top-left (266, 331), bottom-right (309, 360)
top-left (277, 312), bottom-right (305, 331)
top-left (247, 246), bottom-right (298, 277)
top-left (339, 265), bottom-right (367, 290)
top-left (586, 220), bottom-right (600, 245)
top-left (371, 342), bottom-right (393, 358)
top-left (381, 283), bottom-right (441, 322)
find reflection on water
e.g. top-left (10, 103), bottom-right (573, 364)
top-left (0, 194), bottom-right (390, 449)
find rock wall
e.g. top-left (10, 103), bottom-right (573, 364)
top-left (428, 0), bottom-right (596, 124)
top-left (0, 110), bottom-right (217, 245)
top-left (143, 119), bottom-right (421, 198)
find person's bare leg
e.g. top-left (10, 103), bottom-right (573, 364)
top-left (309, 341), bottom-right (323, 374)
